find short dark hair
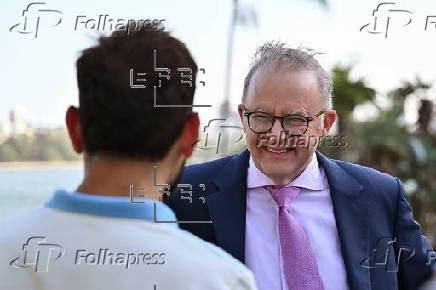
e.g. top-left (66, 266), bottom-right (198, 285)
top-left (76, 27), bottom-right (197, 161)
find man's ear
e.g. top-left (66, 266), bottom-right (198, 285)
top-left (237, 104), bottom-right (246, 133)
top-left (179, 112), bottom-right (200, 158)
top-left (66, 106), bottom-right (84, 153)
top-left (322, 110), bottom-right (337, 136)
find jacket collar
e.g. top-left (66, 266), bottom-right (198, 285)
top-left (206, 149), bottom-right (250, 263)
top-left (315, 151), bottom-right (370, 290)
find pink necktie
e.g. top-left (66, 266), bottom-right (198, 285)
top-left (264, 185), bottom-right (324, 290)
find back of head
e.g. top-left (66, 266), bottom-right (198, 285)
top-left (76, 26), bottom-right (197, 161)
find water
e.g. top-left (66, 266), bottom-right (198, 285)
top-left (0, 167), bottom-right (83, 220)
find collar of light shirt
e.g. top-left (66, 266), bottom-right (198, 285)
top-left (45, 189), bottom-right (178, 228)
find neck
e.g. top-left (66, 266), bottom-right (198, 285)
top-left (269, 169), bottom-right (304, 186)
top-left (76, 156), bottom-right (172, 201)
top-left (268, 154), bottom-right (314, 186)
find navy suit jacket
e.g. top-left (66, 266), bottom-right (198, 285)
top-left (166, 150), bottom-right (435, 290)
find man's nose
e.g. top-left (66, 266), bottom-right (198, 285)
top-left (268, 118), bottom-right (286, 146)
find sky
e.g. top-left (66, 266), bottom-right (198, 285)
top-left (1, 0), bottom-right (436, 128)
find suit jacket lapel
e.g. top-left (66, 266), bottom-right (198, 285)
top-left (206, 149), bottom-right (250, 263)
top-left (316, 151), bottom-right (371, 290)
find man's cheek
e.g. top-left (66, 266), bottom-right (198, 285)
top-left (251, 133), bottom-right (265, 149)
top-left (246, 135), bottom-right (262, 153)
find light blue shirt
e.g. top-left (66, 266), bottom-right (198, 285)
top-left (44, 189), bottom-right (247, 270)
top-left (45, 189), bottom-right (252, 267)
top-left (45, 189), bottom-right (178, 228)
top-left (0, 190), bottom-right (258, 290)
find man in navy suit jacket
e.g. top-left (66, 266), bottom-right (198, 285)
top-left (166, 42), bottom-right (435, 290)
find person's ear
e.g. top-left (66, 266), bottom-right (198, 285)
top-left (238, 104), bottom-right (247, 133)
top-left (66, 106), bottom-right (84, 153)
top-left (179, 112), bottom-right (200, 158)
top-left (322, 110), bottom-right (337, 136)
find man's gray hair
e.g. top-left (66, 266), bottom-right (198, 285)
top-left (242, 41), bottom-right (333, 110)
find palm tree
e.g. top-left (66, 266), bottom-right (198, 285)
top-left (331, 65), bottom-right (376, 135)
top-left (355, 79), bottom-right (435, 235)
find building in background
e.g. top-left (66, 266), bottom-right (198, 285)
top-left (9, 108), bottom-right (33, 136)
top-left (0, 108), bottom-right (33, 144)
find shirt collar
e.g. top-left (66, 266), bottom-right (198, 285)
top-left (45, 189), bottom-right (178, 229)
top-left (247, 153), bottom-right (326, 191)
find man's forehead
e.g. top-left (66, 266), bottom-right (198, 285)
top-left (250, 67), bottom-right (318, 88)
top-left (245, 69), bottom-right (322, 113)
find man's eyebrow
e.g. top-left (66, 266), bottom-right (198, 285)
top-left (248, 105), bottom-right (267, 112)
top-left (247, 106), bottom-right (308, 116)
top-left (286, 110), bottom-right (307, 116)
top-left (248, 107), bottom-right (309, 116)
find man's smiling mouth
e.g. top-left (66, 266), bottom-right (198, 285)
top-left (265, 146), bottom-right (295, 154)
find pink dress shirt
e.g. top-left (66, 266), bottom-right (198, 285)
top-left (245, 153), bottom-right (349, 290)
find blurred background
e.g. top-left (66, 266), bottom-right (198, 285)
top-left (0, 0), bottom-right (435, 246)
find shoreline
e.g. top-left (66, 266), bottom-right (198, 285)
top-left (0, 160), bottom-right (83, 170)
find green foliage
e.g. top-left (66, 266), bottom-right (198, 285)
top-left (332, 66), bottom-right (376, 120)
top-left (325, 65), bottom-right (436, 235)
top-left (0, 132), bottom-right (80, 162)
top-left (0, 144), bottom-right (19, 161)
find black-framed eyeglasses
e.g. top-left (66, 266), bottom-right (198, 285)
top-left (242, 106), bottom-right (325, 135)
